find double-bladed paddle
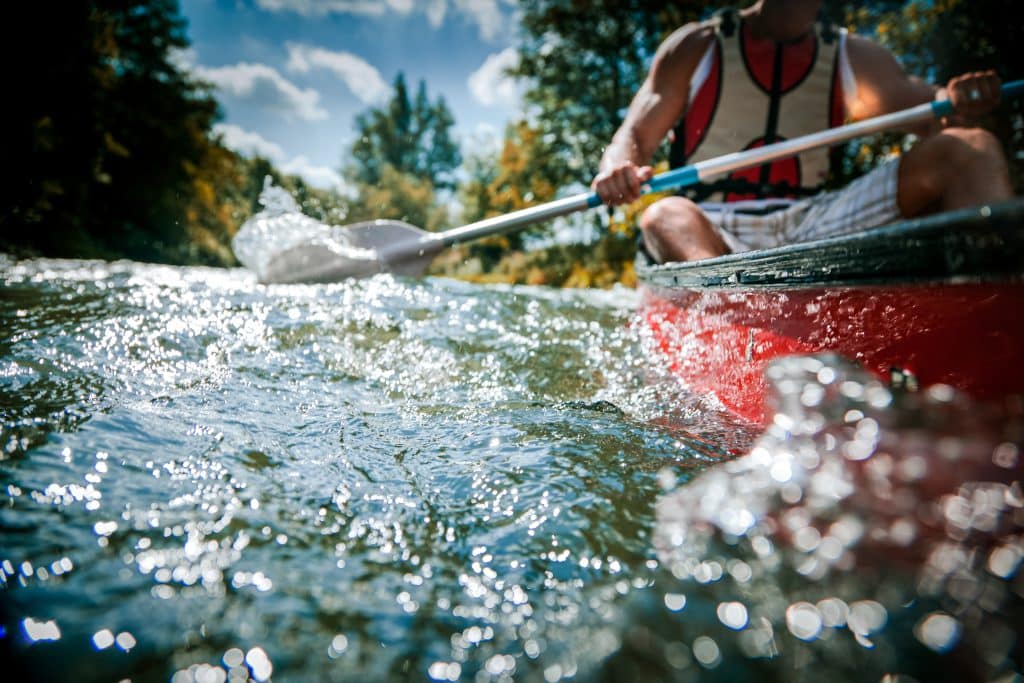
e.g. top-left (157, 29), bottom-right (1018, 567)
top-left (250, 80), bottom-right (1023, 284)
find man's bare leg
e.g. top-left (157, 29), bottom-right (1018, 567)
top-left (639, 196), bottom-right (730, 263)
top-left (897, 127), bottom-right (1013, 217)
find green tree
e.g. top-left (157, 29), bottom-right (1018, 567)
top-left (349, 73), bottom-right (462, 190)
top-left (458, 150), bottom-right (501, 228)
top-left (512, 1), bottom-right (708, 190)
top-left (459, 121), bottom-right (563, 254)
top-left (345, 165), bottom-right (449, 233)
top-left (3, 0), bottom-right (253, 265)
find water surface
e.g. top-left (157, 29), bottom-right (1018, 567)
top-left (1, 255), bottom-right (1021, 682)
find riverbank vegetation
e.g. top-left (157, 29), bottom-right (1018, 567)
top-left (3, 0), bottom-right (1020, 287)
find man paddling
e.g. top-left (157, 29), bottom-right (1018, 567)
top-left (592, 0), bottom-right (1014, 263)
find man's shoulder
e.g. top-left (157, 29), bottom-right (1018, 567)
top-left (842, 33), bottom-right (913, 85)
top-left (840, 32), bottom-right (938, 118)
top-left (843, 32), bottom-right (889, 59)
top-left (658, 17), bottom-right (719, 63)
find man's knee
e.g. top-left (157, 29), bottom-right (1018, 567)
top-left (921, 127), bottom-right (1007, 169)
top-left (900, 127), bottom-right (1012, 215)
top-left (639, 196), bottom-right (704, 237)
top-left (639, 196), bottom-right (726, 262)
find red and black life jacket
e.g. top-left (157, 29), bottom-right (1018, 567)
top-left (668, 9), bottom-right (848, 202)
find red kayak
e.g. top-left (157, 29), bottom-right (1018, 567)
top-left (638, 200), bottom-right (1024, 425)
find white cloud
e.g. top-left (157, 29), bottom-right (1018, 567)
top-left (255, 0), bottom-right (514, 41)
top-left (197, 62), bottom-right (328, 121)
top-left (468, 47), bottom-right (520, 108)
top-left (285, 43), bottom-right (389, 105)
top-left (214, 123), bottom-right (287, 161)
top-left (453, 0), bottom-right (505, 42)
top-left (214, 123), bottom-right (346, 192)
top-left (168, 47), bottom-right (197, 71)
top-left (255, 0), bottom-right (405, 16)
top-left (280, 156), bottom-right (347, 193)
top-left (425, 0), bottom-right (447, 28)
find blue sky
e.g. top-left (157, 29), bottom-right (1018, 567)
top-left (179, 0), bottom-right (523, 192)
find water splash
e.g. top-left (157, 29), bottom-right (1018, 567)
top-left (643, 355), bottom-right (1024, 681)
top-left (255, 176), bottom-right (302, 216)
top-left (231, 177), bottom-right (374, 282)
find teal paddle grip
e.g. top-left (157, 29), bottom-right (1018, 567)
top-left (645, 167), bottom-right (700, 194)
top-left (932, 79), bottom-right (1023, 117)
top-left (586, 166), bottom-right (700, 206)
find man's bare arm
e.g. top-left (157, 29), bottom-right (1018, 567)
top-left (845, 35), bottom-right (1001, 136)
top-left (592, 24), bottom-right (713, 205)
top-left (844, 34), bottom-right (936, 135)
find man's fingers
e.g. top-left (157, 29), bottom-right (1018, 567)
top-left (968, 71), bottom-right (997, 104)
top-left (608, 175), bottom-right (627, 203)
top-left (626, 171), bottom-right (642, 201)
top-left (983, 72), bottom-right (1001, 103)
top-left (599, 178), bottom-right (624, 206)
top-left (950, 70), bottom-right (1001, 117)
top-left (595, 163), bottom-right (655, 205)
top-left (620, 166), bottom-right (656, 202)
top-left (618, 164), bottom-right (649, 202)
top-left (610, 172), bottom-right (634, 204)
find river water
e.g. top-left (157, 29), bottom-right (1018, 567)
top-left (1, 253), bottom-right (1022, 682)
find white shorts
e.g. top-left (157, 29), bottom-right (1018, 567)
top-left (701, 158), bottom-right (902, 253)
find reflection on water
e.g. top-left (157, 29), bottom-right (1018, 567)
top-left (1, 255), bottom-right (1021, 681)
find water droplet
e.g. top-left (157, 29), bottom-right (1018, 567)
top-left (115, 631), bottom-right (136, 651)
top-left (717, 601), bottom-right (749, 630)
top-left (692, 636), bottom-right (721, 668)
top-left (92, 629), bottom-right (115, 650)
top-left (785, 602), bottom-right (822, 641)
top-left (914, 612), bottom-right (961, 652)
top-left (245, 647), bottom-right (273, 682)
top-left (22, 617), bottom-right (61, 642)
top-left (663, 593), bottom-right (687, 612)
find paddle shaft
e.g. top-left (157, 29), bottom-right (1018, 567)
top-left (409, 80), bottom-right (1023, 254)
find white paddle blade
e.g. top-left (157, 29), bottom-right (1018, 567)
top-left (258, 220), bottom-right (440, 284)
top-left (259, 241), bottom-right (383, 283)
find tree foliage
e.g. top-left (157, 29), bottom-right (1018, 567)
top-left (4, 0), bottom-right (1017, 287)
top-left (459, 121), bottom-right (563, 254)
top-left (345, 165), bottom-right (450, 233)
top-left (512, 1), bottom-right (709, 189)
top-left (3, 0), bottom-right (251, 265)
top-left (350, 74), bottom-right (462, 191)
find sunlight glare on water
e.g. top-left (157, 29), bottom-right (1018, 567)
top-left (1, 255), bottom-right (1021, 681)
top-left (1, 254), bottom-right (745, 681)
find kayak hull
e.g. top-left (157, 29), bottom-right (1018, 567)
top-left (638, 201), bottom-right (1024, 425)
